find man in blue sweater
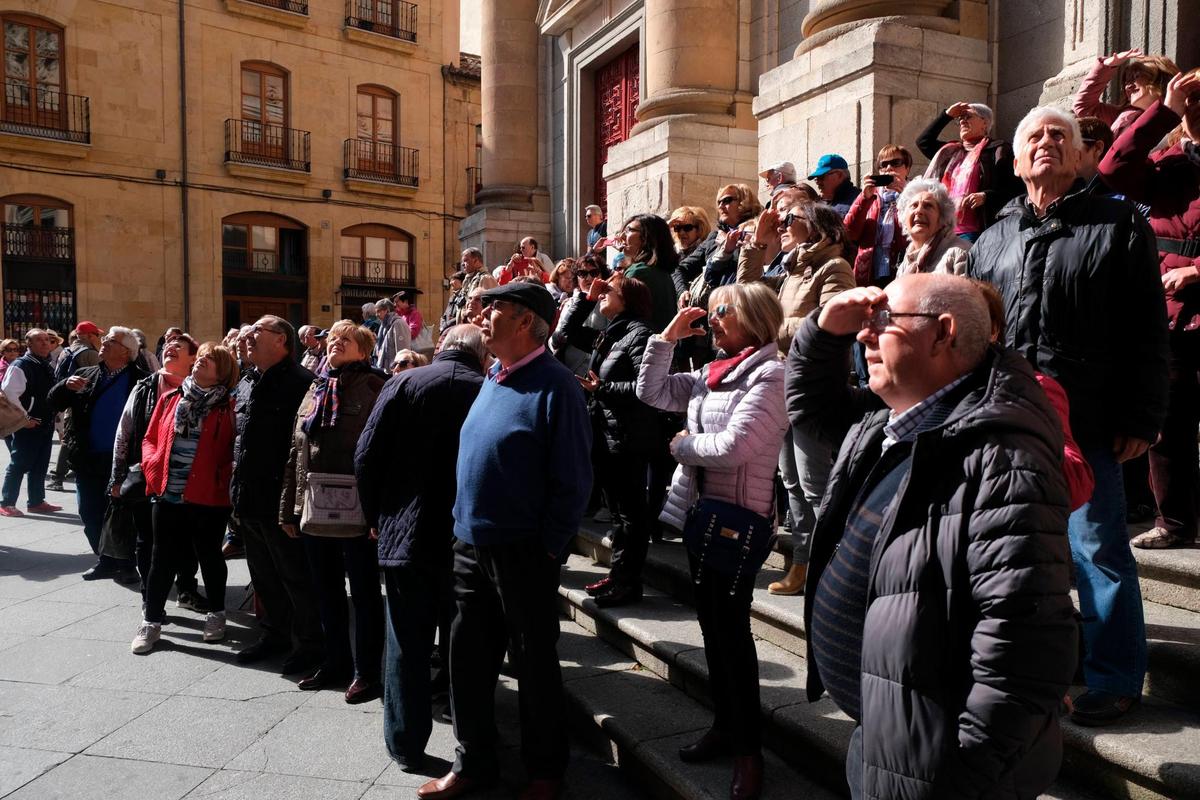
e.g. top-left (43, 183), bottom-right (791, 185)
top-left (418, 283), bottom-right (592, 800)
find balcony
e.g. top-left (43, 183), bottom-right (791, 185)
top-left (341, 257), bottom-right (411, 286)
top-left (1, 84), bottom-right (90, 145)
top-left (245, 0), bottom-right (307, 11)
top-left (1, 224), bottom-right (74, 262)
top-left (224, 119), bottom-right (311, 182)
top-left (343, 140), bottom-right (419, 195)
top-left (344, 0), bottom-right (417, 42)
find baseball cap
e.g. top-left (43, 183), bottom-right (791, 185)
top-left (75, 320), bottom-right (102, 336)
top-left (480, 282), bottom-right (557, 326)
top-left (759, 161), bottom-right (796, 182)
top-left (808, 154), bottom-right (849, 179)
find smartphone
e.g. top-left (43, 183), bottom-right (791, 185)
top-left (867, 174), bottom-right (896, 187)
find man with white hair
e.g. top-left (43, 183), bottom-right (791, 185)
top-left (759, 161), bottom-right (797, 207)
top-left (968, 105), bottom-right (1169, 726)
top-left (917, 101), bottom-right (1023, 240)
top-left (49, 326), bottom-right (149, 581)
top-left (584, 204), bottom-right (606, 251)
top-left (787, 273), bottom-right (1077, 800)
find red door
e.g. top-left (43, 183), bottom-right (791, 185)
top-left (594, 44), bottom-right (639, 215)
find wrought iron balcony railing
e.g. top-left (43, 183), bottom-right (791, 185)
top-left (1, 224), bottom-right (74, 261)
top-left (343, 139), bottom-right (419, 187)
top-left (344, 0), bottom-right (417, 42)
top-left (225, 119), bottom-right (311, 172)
top-left (1, 83), bottom-right (90, 144)
top-left (341, 257), bottom-right (411, 285)
top-left (244, 0), bottom-right (308, 14)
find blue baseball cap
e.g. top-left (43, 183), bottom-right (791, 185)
top-left (808, 154), bottom-right (849, 179)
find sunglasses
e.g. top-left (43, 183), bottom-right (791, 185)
top-left (670, 224), bottom-right (698, 233)
top-left (709, 303), bottom-right (734, 320)
top-left (878, 158), bottom-right (906, 169)
top-left (392, 360), bottom-right (412, 370)
top-left (717, 196), bottom-right (737, 206)
top-left (778, 211), bottom-right (802, 229)
top-left (575, 268), bottom-right (600, 277)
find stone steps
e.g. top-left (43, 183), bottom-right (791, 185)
top-left (567, 523), bottom-right (1200, 800)
top-left (557, 616), bottom-right (840, 800)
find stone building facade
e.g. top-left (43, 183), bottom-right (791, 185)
top-left (459, 0), bottom-right (1197, 264)
top-left (0, 0), bottom-right (480, 341)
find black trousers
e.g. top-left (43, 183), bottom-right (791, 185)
top-left (600, 449), bottom-right (652, 587)
top-left (687, 551), bottom-right (761, 754)
top-left (449, 537), bottom-right (568, 782)
top-left (133, 501), bottom-right (199, 600)
top-left (143, 501), bottom-right (229, 624)
top-left (302, 534), bottom-right (384, 680)
top-left (1148, 330), bottom-right (1199, 541)
top-left (241, 516), bottom-right (324, 653)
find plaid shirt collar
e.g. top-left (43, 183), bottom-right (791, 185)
top-left (882, 372), bottom-right (971, 450)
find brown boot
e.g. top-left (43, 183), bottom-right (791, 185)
top-left (768, 564), bottom-right (807, 596)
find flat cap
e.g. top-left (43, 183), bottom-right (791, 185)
top-left (480, 282), bottom-right (557, 326)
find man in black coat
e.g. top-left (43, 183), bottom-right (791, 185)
top-left (787, 274), bottom-right (1077, 800)
top-left (967, 106), bottom-right (1169, 726)
top-left (231, 315), bottom-right (322, 673)
top-left (356, 324), bottom-right (486, 772)
top-left (1, 329), bottom-right (60, 516)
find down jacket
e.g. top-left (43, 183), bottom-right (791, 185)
top-left (966, 183), bottom-right (1170, 447)
top-left (787, 315), bottom-right (1077, 800)
top-left (559, 300), bottom-right (658, 455)
top-left (636, 338), bottom-right (786, 531)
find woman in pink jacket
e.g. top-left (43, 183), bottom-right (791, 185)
top-left (1073, 48), bottom-right (1178, 140)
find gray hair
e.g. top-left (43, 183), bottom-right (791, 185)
top-left (439, 323), bottom-right (488, 366)
top-left (375, 298), bottom-right (395, 312)
top-left (897, 178), bottom-right (958, 238)
top-left (361, 302), bottom-right (377, 313)
top-left (131, 328), bottom-right (147, 348)
top-left (23, 328), bottom-right (47, 342)
top-left (584, 204), bottom-right (602, 217)
top-left (529, 314), bottom-right (550, 345)
top-left (462, 247), bottom-right (483, 262)
top-left (106, 325), bottom-right (140, 361)
top-left (912, 274), bottom-right (991, 369)
top-left (258, 315), bottom-right (297, 355)
top-left (1013, 106), bottom-right (1082, 162)
top-left (297, 325), bottom-right (316, 339)
top-left (968, 103), bottom-right (994, 134)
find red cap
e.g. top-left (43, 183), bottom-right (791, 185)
top-left (74, 321), bottom-right (102, 336)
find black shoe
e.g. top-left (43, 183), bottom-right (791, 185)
top-left (678, 729), bottom-right (734, 763)
top-left (1070, 691), bottom-right (1140, 727)
top-left (114, 568), bottom-right (141, 585)
top-left (281, 648), bottom-right (325, 675)
top-left (593, 583), bottom-right (643, 608)
top-left (235, 638), bottom-right (289, 664)
top-left (297, 666), bottom-right (352, 691)
top-left (176, 589), bottom-right (209, 613)
top-left (82, 562), bottom-right (122, 581)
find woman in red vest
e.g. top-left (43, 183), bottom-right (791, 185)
top-left (131, 342), bottom-right (238, 655)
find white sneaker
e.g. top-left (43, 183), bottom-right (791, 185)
top-left (203, 612), bottom-right (226, 643)
top-left (131, 621), bottom-right (161, 654)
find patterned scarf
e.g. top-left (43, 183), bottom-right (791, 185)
top-left (300, 360), bottom-right (371, 435)
top-left (174, 376), bottom-right (228, 437)
top-left (939, 137), bottom-right (988, 233)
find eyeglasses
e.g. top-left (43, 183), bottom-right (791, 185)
top-left (252, 323), bottom-right (284, 336)
top-left (717, 196), bottom-right (737, 206)
top-left (778, 212), bottom-right (802, 229)
top-left (861, 309), bottom-right (940, 334)
top-left (878, 158), bottom-right (906, 169)
top-left (575, 268), bottom-right (600, 278)
top-left (709, 303), bottom-right (734, 320)
top-left (392, 360), bottom-right (412, 370)
top-left (670, 224), bottom-right (698, 233)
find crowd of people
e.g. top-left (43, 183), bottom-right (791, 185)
top-left (0, 48), bottom-right (1196, 800)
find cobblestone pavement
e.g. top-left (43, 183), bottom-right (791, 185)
top-left (0, 445), bottom-right (638, 799)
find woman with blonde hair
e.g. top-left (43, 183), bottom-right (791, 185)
top-left (391, 348), bottom-right (430, 374)
top-left (1074, 49), bottom-right (1180, 139)
top-left (131, 342), bottom-right (239, 655)
top-left (280, 320), bottom-right (389, 702)
top-left (637, 281), bottom-right (787, 800)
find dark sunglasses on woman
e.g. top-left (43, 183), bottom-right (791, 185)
top-left (671, 224), bottom-right (698, 233)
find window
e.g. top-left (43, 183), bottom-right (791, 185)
top-left (221, 212), bottom-right (306, 277)
top-left (348, 0), bottom-right (417, 41)
top-left (339, 224), bottom-right (412, 285)
top-left (1, 194), bottom-right (75, 339)
top-left (1, 15), bottom-right (68, 132)
top-left (354, 85), bottom-right (396, 173)
top-left (239, 62), bottom-right (288, 159)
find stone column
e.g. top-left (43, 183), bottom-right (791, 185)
top-left (753, 1), bottom-right (992, 185)
top-left (634, 0), bottom-right (741, 131)
top-left (601, 0), bottom-right (759, 235)
top-left (459, 0), bottom-right (550, 268)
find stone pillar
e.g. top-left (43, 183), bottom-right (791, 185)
top-left (753, 2), bottom-right (992, 186)
top-left (459, 0), bottom-right (550, 269)
top-left (602, 0), bottom-right (758, 236)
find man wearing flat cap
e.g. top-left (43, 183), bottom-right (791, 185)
top-left (760, 160), bottom-right (797, 207)
top-left (419, 282), bottom-right (592, 800)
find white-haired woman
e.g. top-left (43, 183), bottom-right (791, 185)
top-left (895, 179), bottom-right (972, 277)
top-left (916, 101), bottom-right (1023, 241)
top-left (637, 282), bottom-right (787, 800)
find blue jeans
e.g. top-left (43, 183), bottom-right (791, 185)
top-left (382, 562), bottom-right (444, 766)
top-left (1, 425), bottom-right (53, 507)
top-left (1069, 446), bottom-right (1146, 697)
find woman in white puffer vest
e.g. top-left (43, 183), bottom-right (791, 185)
top-left (636, 281), bottom-right (787, 800)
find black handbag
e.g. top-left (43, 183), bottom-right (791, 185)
top-left (682, 494), bottom-right (776, 594)
top-left (118, 465), bottom-right (148, 502)
top-left (99, 501), bottom-right (137, 561)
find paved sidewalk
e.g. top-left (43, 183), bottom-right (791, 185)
top-left (0, 446), bottom-right (638, 799)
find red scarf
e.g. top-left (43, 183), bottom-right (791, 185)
top-left (706, 346), bottom-right (757, 389)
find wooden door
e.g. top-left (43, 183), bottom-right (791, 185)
top-left (2, 17), bottom-right (64, 130)
top-left (356, 87), bottom-right (396, 175)
top-left (593, 44), bottom-right (639, 214)
top-left (241, 64), bottom-right (287, 162)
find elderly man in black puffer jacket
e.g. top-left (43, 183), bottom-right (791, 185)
top-left (786, 274), bottom-right (1077, 800)
top-left (355, 323), bottom-right (486, 773)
